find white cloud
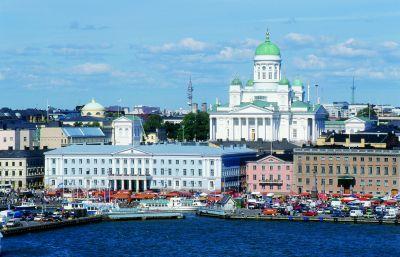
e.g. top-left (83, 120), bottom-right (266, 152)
top-left (72, 63), bottom-right (112, 75)
top-left (382, 41), bottom-right (398, 50)
top-left (284, 33), bottom-right (315, 45)
top-left (147, 38), bottom-right (208, 53)
top-left (216, 47), bottom-right (253, 61)
top-left (328, 38), bottom-right (375, 57)
top-left (293, 54), bottom-right (326, 69)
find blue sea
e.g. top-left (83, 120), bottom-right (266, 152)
top-left (3, 214), bottom-right (400, 257)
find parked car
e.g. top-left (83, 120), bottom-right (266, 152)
top-left (383, 213), bottom-right (396, 219)
top-left (303, 210), bottom-right (318, 216)
top-left (6, 218), bottom-right (22, 228)
top-left (350, 210), bottom-right (363, 217)
top-left (262, 208), bottom-right (278, 216)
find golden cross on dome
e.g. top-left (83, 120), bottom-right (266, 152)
top-left (266, 29), bottom-right (270, 42)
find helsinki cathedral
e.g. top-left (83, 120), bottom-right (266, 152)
top-left (209, 32), bottom-right (327, 143)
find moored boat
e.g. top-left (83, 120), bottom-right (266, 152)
top-left (138, 197), bottom-right (206, 212)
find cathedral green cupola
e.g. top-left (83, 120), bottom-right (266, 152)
top-left (231, 78), bottom-right (242, 86)
top-left (255, 31), bottom-right (281, 56)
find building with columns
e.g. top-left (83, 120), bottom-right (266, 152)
top-left (209, 32), bottom-right (327, 143)
top-left (44, 144), bottom-right (256, 192)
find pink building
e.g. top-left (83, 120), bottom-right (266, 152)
top-left (245, 154), bottom-right (293, 194)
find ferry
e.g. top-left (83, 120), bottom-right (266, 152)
top-left (138, 197), bottom-right (206, 212)
top-left (106, 206), bottom-right (183, 220)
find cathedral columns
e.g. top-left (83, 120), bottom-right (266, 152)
top-left (239, 118), bottom-right (242, 140)
top-left (230, 117), bottom-right (235, 141)
top-left (255, 117), bottom-right (258, 140)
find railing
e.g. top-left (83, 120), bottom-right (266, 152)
top-left (258, 179), bottom-right (283, 185)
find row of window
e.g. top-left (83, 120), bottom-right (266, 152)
top-left (248, 174), bottom-right (290, 181)
top-left (299, 156), bottom-right (397, 162)
top-left (297, 178), bottom-right (397, 187)
top-left (298, 165), bottom-right (397, 176)
top-left (57, 158), bottom-right (212, 166)
top-left (0, 170), bottom-right (23, 177)
top-left (0, 161), bottom-right (24, 167)
top-left (251, 165), bottom-right (291, 171)
top-left (251, 184), bottom-right (291, 191)
top-left (152, 180), bottom-right (207, 188)
top-left (52, 167), bottom-right (214, 177)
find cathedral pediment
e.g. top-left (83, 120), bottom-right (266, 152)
top-left (230, 104), bottom-right (274, 114)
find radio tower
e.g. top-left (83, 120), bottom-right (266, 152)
top-left (187, 76), bottom-right (193, 108)
top-left (351, 76), bottom-right (356, 104)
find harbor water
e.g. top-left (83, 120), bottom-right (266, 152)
top-left (3, 214), bottom-right (400, 257)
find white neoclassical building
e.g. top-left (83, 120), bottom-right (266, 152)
top-left (209, 32), bottom-right (327, 143)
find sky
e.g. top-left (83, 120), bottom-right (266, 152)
top-left (1, 0), bottom-right (400, 110)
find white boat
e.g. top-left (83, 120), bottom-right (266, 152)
top-left (138, 197), bottom-right (206, 212)
top-left (14, 202), bottom-right (37, 211)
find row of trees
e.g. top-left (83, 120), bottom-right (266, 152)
top-left (143, 112), bottom-right (209, 141)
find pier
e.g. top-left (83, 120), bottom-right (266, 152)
top-left (197, 209), bottom-right (400, 225)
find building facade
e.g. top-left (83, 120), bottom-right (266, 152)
top-left (293, 148), bottom-right (400, 196)
top-left (44, 144), bottom-right (256, 192)
top-left (209, 32), bottom-right (327, 143)
top-left (112, 116), bottom-right (143, 145)
top-left (245, 154), bottom-right (293, 194)
top-left (0, 129), bottom-right (35, 150)
top-left (40, 127), bottom-right (108, 149)
top-left (0, 150), bottom-right (45, 189)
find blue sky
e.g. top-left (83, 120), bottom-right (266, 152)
top-left (1, 0), bottom-right (400, 109)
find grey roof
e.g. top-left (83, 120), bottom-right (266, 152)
top-left (45, 143), bottom-right (255, 156)
top-left (62, 127), bottom-right (105, 138)
top-left (0, 150), bottom-right (46, 159)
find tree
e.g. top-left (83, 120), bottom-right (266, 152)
top-left (164, 122), bottom-right (181, 140)
top-left (179, 112), bottom-right (209, 141)
top-left (357, 106), bottom-right (376, 118)
top-left (73, 121), bottom-right (83, 127)
top-left (88, 121), bottom-right (100, 127)
top-left (143, 114), bottom-right (163, 133)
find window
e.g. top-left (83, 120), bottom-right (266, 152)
top-left (298, 166), bottom-right (302, 173)
top-left (336, 166), bottom-right (341, 174)
top-left (64, 159), bottom-right (68, 164)
top-left (64, 168), bottom-right (67, 175)
top-left (321, 166), bottom-right (325, 174)
top-left (253, 165), bottom-right (256, 171)
top-left (253, 175), bottom-right (257, 180)
top-left (384, 167), bottom-right (389, 175)
top-left (361, 166), bottom-right (365, 174)
top-left (329, 179), bottom-right (333, 185)
top-left (393, 167), bottom-right (397, 175)
top-left (329, 166), bottom-right (333, 174)
top-left (376, 167), bottom-right (381, 175)
top-left (353, 166), bottom-right (357, 174)
top-left (292, 129), bottom-right (297, 138)
top-left (306, 166), bottom-right (310, 173)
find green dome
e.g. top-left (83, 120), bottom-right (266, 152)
top-left (231, 78), bottom-right (242, 86)
top-left (292, 79), bottom-right (303, 87)
top-left (246, 79), bottom-right (254, 87)
top-left (255, 32), bottom-right (280, 56)
top-left (279, 77), bottom-right (290, 86)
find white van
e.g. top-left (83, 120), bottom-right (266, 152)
top-left (350, 210), bottom-right (363, 217)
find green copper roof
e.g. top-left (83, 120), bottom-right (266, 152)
top-left (291, 101), bottom-right (309, 108)
top-left (325, 120), bottom-right (345, 125)
top-left (239, 100), bottom-right (277, 109)
top-left (278, 77), bottom-right (290, 86)
top-left (292, 79), bottom-right (303, 87)
top-left (246, 79), bottom-right (254, 87)
top-left (231, 78), bottom-right (242, 86)
top-left (255, 32), bottom-right (280, 56)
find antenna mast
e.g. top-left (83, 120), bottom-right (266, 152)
top-left (187, 76), bottom-right (193, 110)
top-left (351, 76), bottom-right (356, 104)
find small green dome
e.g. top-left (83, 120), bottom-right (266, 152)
top-left (246, 79), bottom-right (254, 87)
top-left (231, 78), bottom-right (242, 86)
top-left (255, 32), bottom-right (280, 56)
top-left (292, 79), bottom-right (303, 87)
top-left (279, 77), bottom-right (290, 86)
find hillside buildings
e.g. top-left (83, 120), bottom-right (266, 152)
top-left (0, 129), bottom-right (36, 150)
top-left (209, 32), bottom-right (327, 143)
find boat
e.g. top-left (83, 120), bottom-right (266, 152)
top-left (106, 206), bottom-right (184, 220)
top-left (14, 202), bottom-right (37, 211)
top-left (138, 197), bottom-right (206, 212)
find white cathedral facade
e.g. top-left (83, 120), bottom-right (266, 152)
top-left (209, 33), bottom-right (327, 143)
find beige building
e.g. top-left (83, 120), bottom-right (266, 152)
top-left (0, 150), bottom-right (45, 189)
top-left (294, 148), bottom-right (400, 196)
top-left (0, 129), bottom-right (36, 150)
top-left (40, 127), bottom-right (107, 149)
